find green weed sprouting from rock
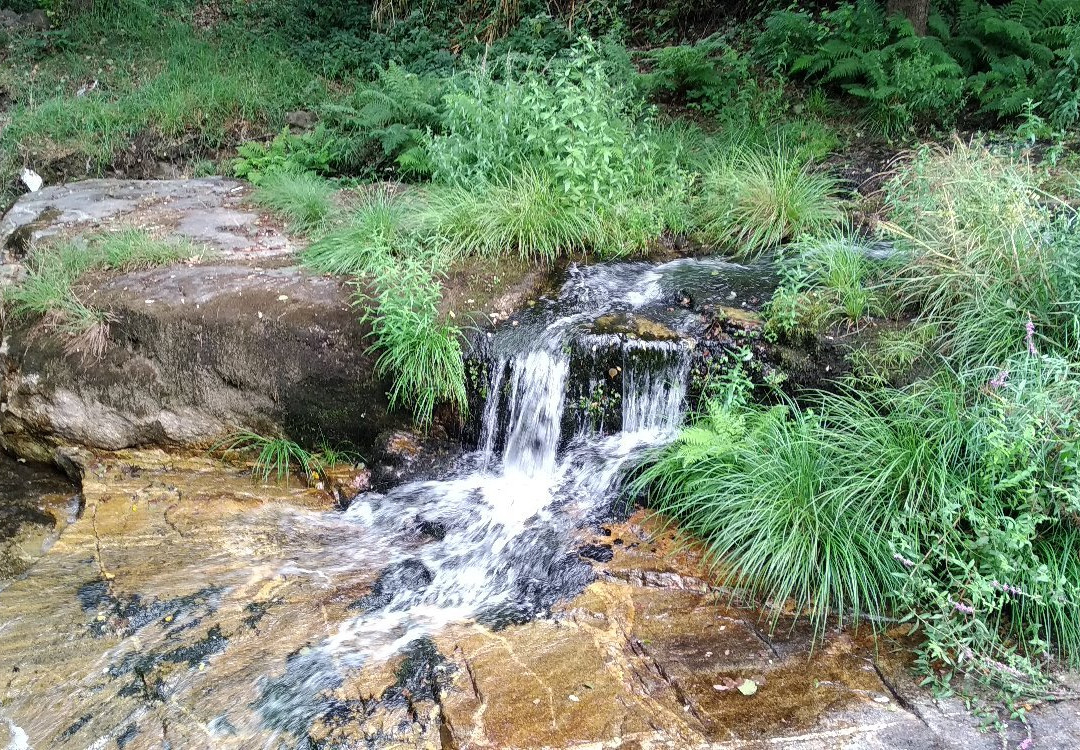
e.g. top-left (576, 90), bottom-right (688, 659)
top-left (211, 431), bottom-right (326, 485)
top-left (2, 230), bottom-right (198, 357)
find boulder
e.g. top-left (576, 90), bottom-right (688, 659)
top-left (0, 179), bottom-right (401, 461)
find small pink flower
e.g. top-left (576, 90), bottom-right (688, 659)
top-left (893, 553), bottom-right (916, 569)
top-left (989, 370), bottom-right (1009, 389)
top-left (1025, 319), bottom-right (1038, 356)
top-left (953, 601), bottom-right (976, 615)
top-left (1019, 738), bottom-right (1034, 750)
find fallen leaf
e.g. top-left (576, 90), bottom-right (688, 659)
top-left (737, 679), bottom-right (758, 696)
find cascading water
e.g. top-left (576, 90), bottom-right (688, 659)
top-left (0, 255), bottom-right (775, 748)
top-left (254, 256), bottom-right (765, 739)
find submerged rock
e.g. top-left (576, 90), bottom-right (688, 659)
top-left (591, 313), bottom-right (683, 342)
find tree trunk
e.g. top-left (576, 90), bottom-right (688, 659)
top-left (887, 0), bottom-right (930, 35)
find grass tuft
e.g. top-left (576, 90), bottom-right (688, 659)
top-left (212, 431), bottom-right (325, 485)
top-left (694, 142), bottom-right (845, 258)
top-left (252, 171), bottom-right (338, 236)
top-left (2, 230), bottom-right (198, 354)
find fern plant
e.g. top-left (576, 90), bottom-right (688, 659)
top-left (783, 1), bottom-right (965, 136)
top-left (320, 62), bottom-right (445, 177)
top-left (938, 0), bottom-right (1080, 129)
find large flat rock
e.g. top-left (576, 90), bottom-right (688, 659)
top-left (0, 179), bottom-right (402, 460)
top-left (1, 178), bottom-right (292, 261)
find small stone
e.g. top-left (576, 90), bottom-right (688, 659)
top-left (277, 295), bottom-right (289, 302)
top-left (568, 695), bottom-right (579, 702)
top-left (532, 699), bottom-right (540, 705)
top-left (873, 695), bottom-right (890, 703)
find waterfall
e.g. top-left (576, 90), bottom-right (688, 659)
top-left (249, 256), bottom-right (773, 738)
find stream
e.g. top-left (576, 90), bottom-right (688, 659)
top-left (0, 256), bottom-right (870, 750)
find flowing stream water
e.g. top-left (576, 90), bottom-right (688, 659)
top-left (0, 256), bottom-right (774, 748)
top-left (253, 256), bottom-right (772, 736)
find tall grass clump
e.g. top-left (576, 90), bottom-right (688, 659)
top-left (358, 247), bottom-right (467, 426)
top-left (883, 140), bottom-right (1080, 370)
top-left (252, 171), bottom-right (338, 236)
top-left (693, 141), bottom-right (846, 258)
top-left (635, 349), bottom-right (1080, 706)
top-left (302, 187), bottom-right (417, 275)
top-left (765, 232), bottom-right (890, 337)
top-left (634, 398), bottom-right (899, 632)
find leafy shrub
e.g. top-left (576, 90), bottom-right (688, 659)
top-left (937, 0), bottom-right (1080, 130)
top-left (421, 40), bottom-right (691, 257)
top-left (693, 141), bottom-right (845, 258)
top-left (760, 0), bottom-right (1080, 133)
top-left (640, 35), bottom-right (763, 124)
top-left (318, 63), bottom-right (446, 177)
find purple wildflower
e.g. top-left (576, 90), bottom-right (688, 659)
top-left (953, 601), bottom-right (976, 615)
top-left (893, 553), bottom-right (916, 569)
top-left (1025, 319), bottom-right (1038, 356)
top-left (992, 580), bottom-right (1028, 597)
top-left (1019, 739), bottom-right (1034, 750)
top-left (989, 370), bottom-right (1009, 389)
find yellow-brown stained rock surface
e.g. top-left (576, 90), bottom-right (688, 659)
top-left (0, 455), bottom-right (1062, 750)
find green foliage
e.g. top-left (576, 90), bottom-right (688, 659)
top-left (760, 0), bottom-right (965, 137)
top-left (233, 128), bottom-right (337, 185)
top-left (357, 244), bottom-right (468, 426)
top-left (319, 62), bottom-right (445, 177)
top-left (939, 0), bottom-right (1080, 130)
top-left (765, 233), bottom-right (888, 337)
top-left (760, 0), bottom-right (1080, 133)
top-left (882, 141), bottom-right (1080, 371)
top-left (212, 431), bottom-right (325, 485)
top-left (0, 1), bottom-right (318, 195)
top-left (635, 359), bottom-right (1080, 707)
top-left (640, 35), bottom-right (765, 124)
top-left (693, 142), bottom-right (845, 258)
top-left (252, 171), bottom-right (338, 236)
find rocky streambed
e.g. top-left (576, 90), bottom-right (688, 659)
top-left (2, 180), bottom-right (1080, 750)
top-left (2, 450), bottom-right (1046, 750)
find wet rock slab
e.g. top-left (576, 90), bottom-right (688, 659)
top-left (2, 461), bottom-right (1071, 750)
top-left (0, 452), bottom-right (77, 581)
